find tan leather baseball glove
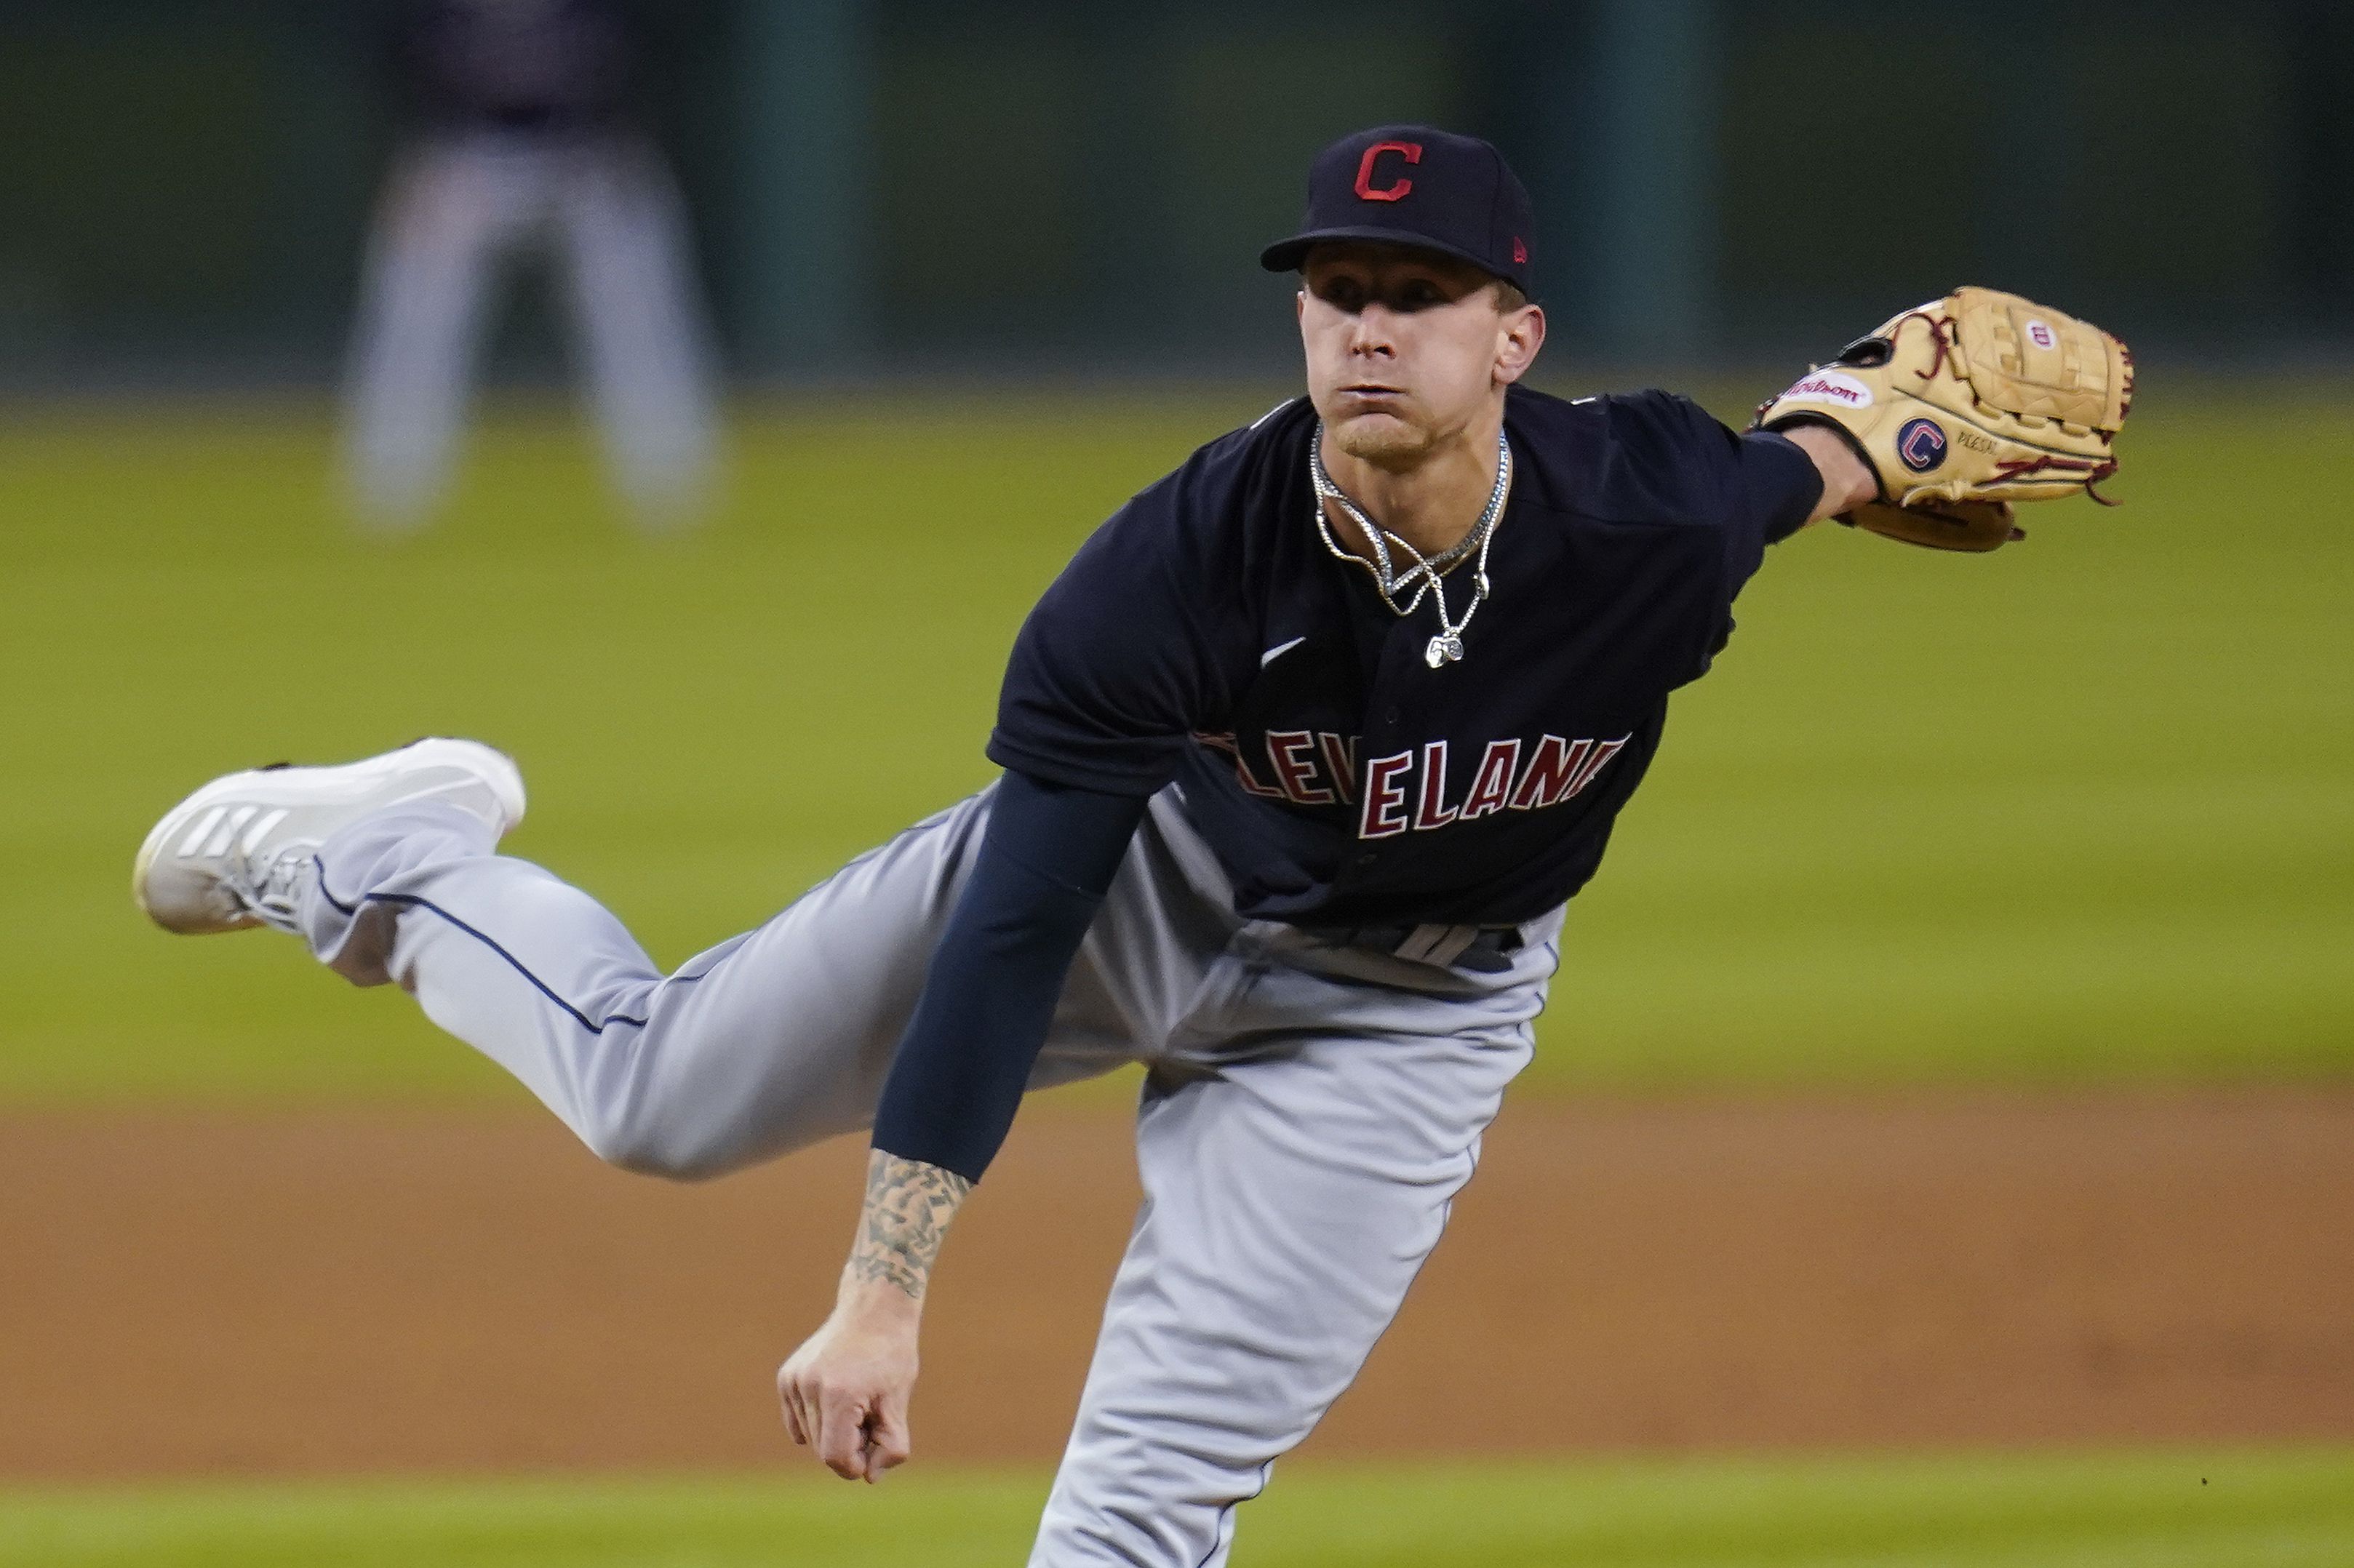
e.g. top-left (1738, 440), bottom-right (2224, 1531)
top-left (1754, 287), bottom-right (2134, 551)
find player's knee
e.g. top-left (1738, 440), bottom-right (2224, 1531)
top-left (599, 1137), bottom-right (734, 1183)
top-left (583, 1113), bottom-right (737, 1183)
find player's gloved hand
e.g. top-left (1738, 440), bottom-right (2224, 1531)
top-left (778, 1281), bottom-right (921, 1483)
top-left (1753, 286), bottom-right (2134, 551)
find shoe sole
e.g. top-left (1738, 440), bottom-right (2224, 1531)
top-left (132, 737), bottom-right (527, 928)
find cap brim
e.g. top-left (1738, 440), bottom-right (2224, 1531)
top-left (1258, 227), bottom-right (1510, 282)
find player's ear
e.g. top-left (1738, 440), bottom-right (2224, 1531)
top-left (1493, 304), bottom-right (1545, 386)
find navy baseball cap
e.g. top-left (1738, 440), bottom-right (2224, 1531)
top-left (1260, 125), bottom-right (1537, 297)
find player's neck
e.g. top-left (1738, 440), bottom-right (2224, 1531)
top-left (1317, 416), bottom-right (1504, 562)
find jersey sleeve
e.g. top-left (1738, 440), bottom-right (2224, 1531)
top-left (1723, 428), bottom-right (1824, 587)
top-left (1606, 391), bottom-right (1822, 595)
top-left (1589, 391), bottom-right (1824, 685)
top-left (986, 460), bottom-right (1247, 796)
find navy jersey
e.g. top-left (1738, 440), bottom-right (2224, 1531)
top-left (986, 385), bottom-right (1821, 929)
top-left (388, 0), bottom-right (640, 134)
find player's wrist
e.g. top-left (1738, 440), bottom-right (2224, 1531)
top-left (834, 1267), bottom-right (929, 1325)
top-left (1774, 420), bottom-right (1879, 520)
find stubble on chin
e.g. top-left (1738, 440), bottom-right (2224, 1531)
top-left (1328, 412), bottom-right (1435, 467)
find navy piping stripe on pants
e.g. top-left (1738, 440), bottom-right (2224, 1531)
top-left (313, 858), bottom-right (722, 1035)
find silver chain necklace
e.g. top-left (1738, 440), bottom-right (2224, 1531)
top-left (1309, 424), bottom-right (1513, 668)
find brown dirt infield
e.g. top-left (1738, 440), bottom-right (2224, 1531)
top-left (4, 1092), bottom-right (2352, 1479)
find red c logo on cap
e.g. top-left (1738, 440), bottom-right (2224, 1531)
top-left (1353, 141), bottom-right (1421, 202)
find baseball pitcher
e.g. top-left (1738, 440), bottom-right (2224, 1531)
top-left (140, 127), bottom-right (2128, 1567)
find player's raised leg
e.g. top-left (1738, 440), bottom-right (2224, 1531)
top-left (1028, 937), bottom-right (1552, 1568)
top-left (135, 741), bottom-right (1128, 1182)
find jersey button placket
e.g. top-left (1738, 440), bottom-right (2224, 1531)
top-left (1351, 631), bottom-right (1427, 870)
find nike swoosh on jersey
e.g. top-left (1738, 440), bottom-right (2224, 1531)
top-left (1261, 636), bottom-right (1308, 667)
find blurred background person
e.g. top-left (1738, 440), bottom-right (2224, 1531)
top-left (340, 0), bottom-right (720, 531)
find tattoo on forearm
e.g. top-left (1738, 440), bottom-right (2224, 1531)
top-left (847, 1150), bottom-right (973, 1300)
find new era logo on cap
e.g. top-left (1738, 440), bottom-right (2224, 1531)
top-left (1261, 124), bottom-right (1538, 298)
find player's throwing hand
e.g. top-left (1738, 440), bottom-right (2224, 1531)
top-left (778, 1288), bottom-right (919, 1482)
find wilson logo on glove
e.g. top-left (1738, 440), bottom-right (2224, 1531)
top-left (1776, 371), bottom-right (1874, 409)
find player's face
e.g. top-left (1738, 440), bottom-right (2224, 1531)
top-left (1297, 244), bottom-right (1544, 467)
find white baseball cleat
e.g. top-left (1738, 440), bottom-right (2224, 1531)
top-left (133, 737), bottom-right (526, 936)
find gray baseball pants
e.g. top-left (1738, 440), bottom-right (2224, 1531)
top-left (298, 783), bottom-right (1560, 1568)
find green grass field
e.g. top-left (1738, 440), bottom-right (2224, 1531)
top-left (4, 391), bottom-right (2350, 1563)
top-left (1, 384), bottom-right (2348, 1101)
top-left (7, 1452), bottom-right (2352, 1567)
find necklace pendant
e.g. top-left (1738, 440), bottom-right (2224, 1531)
top-left (1426, 633), bottom-right (1464, 668)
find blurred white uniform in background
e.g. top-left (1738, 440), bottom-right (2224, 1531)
top-left (342, 0), bottom-right (719, 530)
